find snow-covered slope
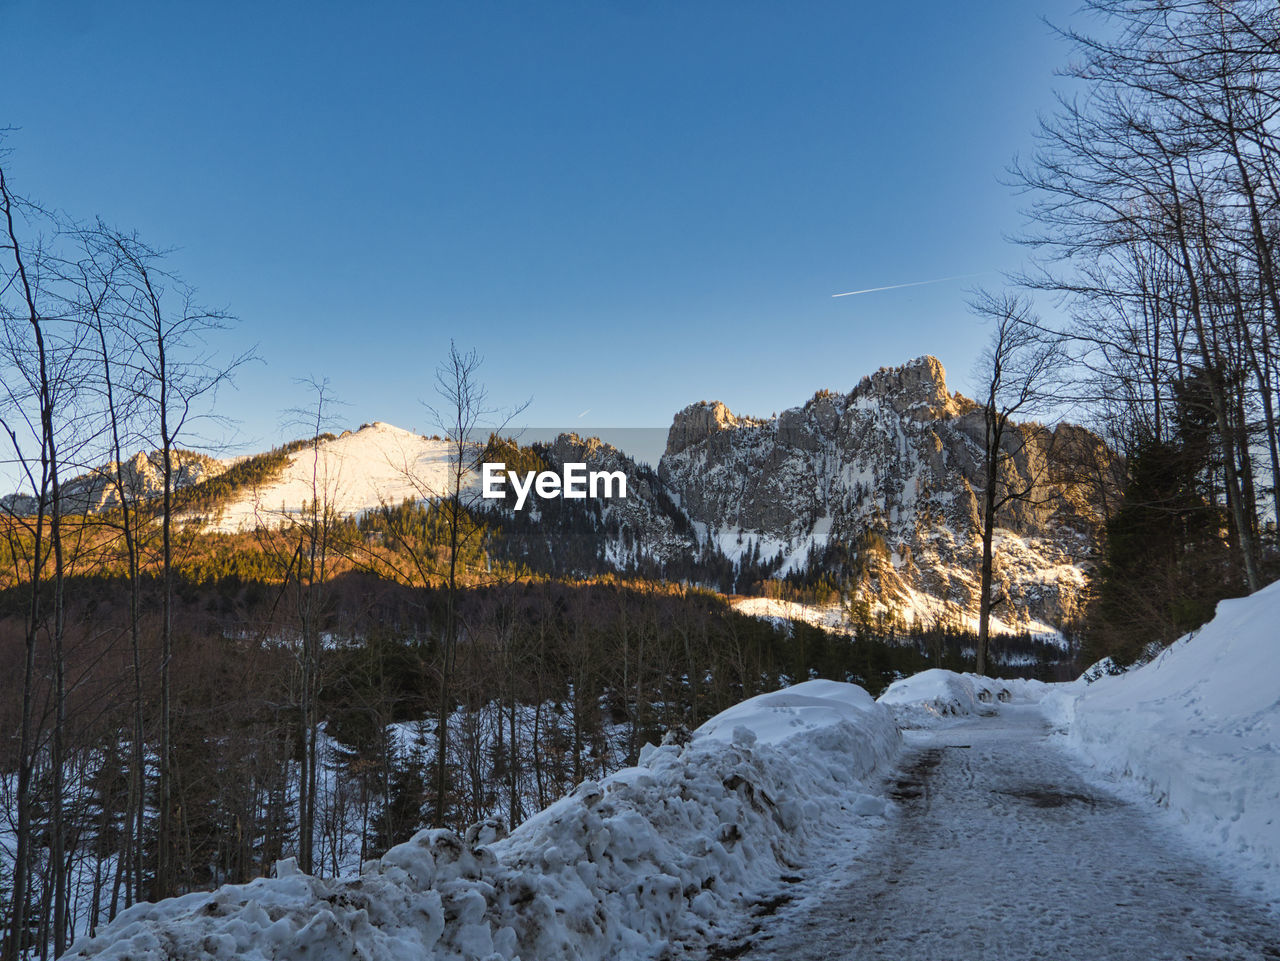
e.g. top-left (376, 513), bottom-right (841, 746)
top-left (67, 681), bottom-right (900, 961)
top-left (199, 422), bottom-right (461, 532)
top-left (729, 597), bottom-right (852, 633)
top-left (1053, 580), bottom-right (1280, 885)
top-left (730, 590), bottom-right (1067, 643)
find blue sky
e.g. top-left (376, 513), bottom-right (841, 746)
top-left (2, 0), bottom-right (1078, 454)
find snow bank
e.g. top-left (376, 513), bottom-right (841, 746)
top-left (1062, 581), bottom-right (1280, 882)
top-left (877, 668), bottom-right (1050, 726)
top-left (68, 680), bottom-right (899, 961)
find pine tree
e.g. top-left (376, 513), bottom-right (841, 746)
top-left (1088, 372), bottom-right (1236, 665)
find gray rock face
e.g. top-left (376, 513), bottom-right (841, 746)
top-left (665, 401), bottom-right (759, 457)
top-left (659, 356), bottom-right (1113, 635)
top-left (2, 449), bottom-right (226, 517)
top-left (857, 354), bottom-right (957, 421)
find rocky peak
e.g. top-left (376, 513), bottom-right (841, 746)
top-left (546, 432), bottom-right (621, 466)
top-left (665, 401), bottom-right (745, 457)
top-left (853, 355), bottom-right (956, 420)
top-left (658, 355), bottom-right (1112, 636)
top-left (114, 449), bottom-right (222, 495)
top-left (2, 448), bottom-right (226, 516)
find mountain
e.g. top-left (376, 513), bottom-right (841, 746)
top-left (0, 423), bottom-right (456, 529)
top-left (2, 359), bottom-right (1112, 641)
top-left (658, 356), bottom-right (1113, 639)
top-left (0, 448), bottom-right (226, 517)
top-left (192, 422), bottom-right (456, 532)
top-left (478, 433), bottom-right (721, 582)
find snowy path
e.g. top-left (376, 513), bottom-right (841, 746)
top-left (704, 705), bottom-right (1280, 961)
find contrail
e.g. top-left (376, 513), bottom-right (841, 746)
top-left (832, 272), bottom-right (985, 298)
top-left (577, 408), bottom-right (591, 419)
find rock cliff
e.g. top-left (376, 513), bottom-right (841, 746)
top-left (1, 449), bottom-right (226, 517)
top-left (658, 356), bottom-right (1112, 638)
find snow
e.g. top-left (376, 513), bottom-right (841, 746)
top-left (67, 681), bottom-right (900, 961)
top-left (198, 423), bottom-right (467, 533)
top-left (1052, 580), bottom-right (1280, 891)
top-left (877, 669), bottom-right (1051, 726)
top-left (60, 582), bottom-right (1280, 958)
top-left (721, 706), bottom-right (1280, 959)
top-left (730, 589), bottom-right (1066, 646)
top-left (729, 596), bottom-right (850, 634)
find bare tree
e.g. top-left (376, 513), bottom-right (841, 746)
top-left (0, 150), bottom-right (54, 961)
top-left (422, 343), bottom-right (527, 826)
top-left (254, 378), bottom-right (346, 875)
top-left (360, 342), bottom-right (527, 826)
top-left (1014, 0), bottom-right (1278, 599)
top-left (62, 221), bottom-right (153, 912)
top-left (969, 290), bottom-right (1065, 676)
top-left (104, 232), bottom-right (248, 898)
top-left (0, 153), bottom-right (92, 960)
top-left (0, 155), bottom-right (133, 958)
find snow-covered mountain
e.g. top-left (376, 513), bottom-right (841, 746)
top-left (4, 359), bottom-right (1112, 639)
top-left (195, 422), bottom-right (459, 533)
top-left (659, 356), bottom-right (1113, 638)
top-left (481, 433), bottom-right (722, 582)
top-left (0, 423), bottom-right (462, 529)
top-left (491, 356), bottom-right (1109, 640)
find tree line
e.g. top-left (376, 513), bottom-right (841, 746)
top-left (0, 145), bottom-right (253, 959)
top-left (0, 552), bottom-right (986, 959)
top-left (966, 0), bottom-right (1280, 666)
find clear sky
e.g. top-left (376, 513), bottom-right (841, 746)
top-left (2, 0), bottom-right (1079, 455)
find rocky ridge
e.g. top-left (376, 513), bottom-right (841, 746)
top-left (1, 449), bottom-right (226, 517)
top-left (1, 358), bottom-right (1110, 640)
top-left (658, 356), bottom-right (1112, 638)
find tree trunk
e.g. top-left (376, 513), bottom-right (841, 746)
top-left (157, 335), bottom-right (175, 900)
top-left (2, 164), bottom-right (49, 961)
top-left (50, 433), bottom-right (67, 957)
top-left (976, 416), bottom-right (1000, 677)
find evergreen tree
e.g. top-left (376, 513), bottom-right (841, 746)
top-left (1088, 373), bottom-right (1236, 665)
